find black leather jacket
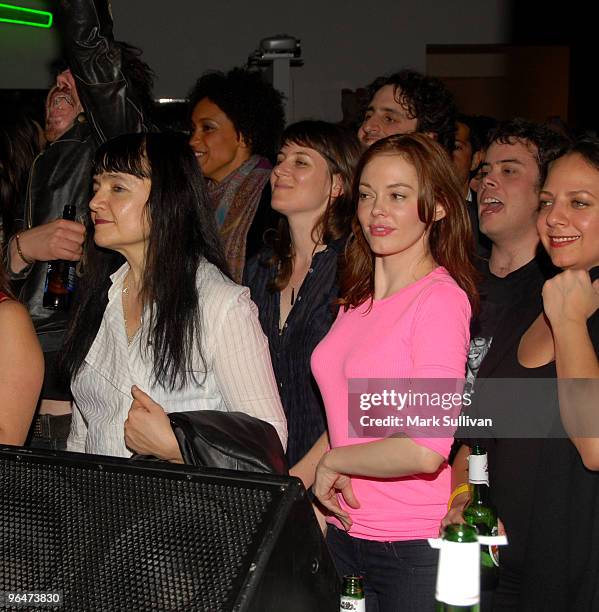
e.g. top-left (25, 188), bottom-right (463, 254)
top-left (9, 0), bottom-right (149, 352)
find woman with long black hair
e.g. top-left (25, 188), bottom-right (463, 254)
top-left (62, 132), bottom-right (286, 459)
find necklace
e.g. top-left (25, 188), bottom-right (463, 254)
top-left (279, 242), bottom-right (325, 333)
top-left (287, 242), bottom-right (324, 307)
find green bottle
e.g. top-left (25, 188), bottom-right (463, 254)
top-left (340, 575), bottom-right (365, 612)
top-left (463, 444), bottom-right (499, 591)
top-left (435, 523), bottom-right (480, 611)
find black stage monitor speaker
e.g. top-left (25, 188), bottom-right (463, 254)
top-left (0, 446), bottom-right (339, 611)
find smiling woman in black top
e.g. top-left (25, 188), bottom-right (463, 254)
top-left (244, 121), bottom-right (361, 468)
top-left (453, 137), bottom-right (599, 610)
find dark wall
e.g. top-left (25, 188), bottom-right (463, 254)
top-left (511, 3), bottom-right (596, 132)
top-left (1, 0), bottom-right (510, 121)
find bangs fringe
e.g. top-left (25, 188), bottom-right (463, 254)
top-left (93, 134), bottom-right (150, 179)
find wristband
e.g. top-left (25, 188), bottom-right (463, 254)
top-left (447, 483), bottom-right (471, 510)
top-left (14, 233), bottom-right (34, 266)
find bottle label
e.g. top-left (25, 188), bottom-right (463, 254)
top-left (489, 544), bottom-right (499, 567)
top-left (340, 596), bottom-right (365, 612)
top-left (489, 525), bottom-right (499, 567)
top-left (66, 264), bottom-right (77, 292)
top-left (435, 540), bottom-right (480, 607)
top-left (47, 264), bottom-right (68, 295)
top-left (43, 263), bottom-right (52, 293)
top-left (468, 453), bottom-right (489, 485)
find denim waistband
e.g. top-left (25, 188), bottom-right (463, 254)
top-left (32, 413), bottom-right (72, 440)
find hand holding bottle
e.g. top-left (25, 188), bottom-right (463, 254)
top-left (440, 491), bottom-right (470, 531)
top-left (42, 205), bottom-right (83, 309)
top-left (10, 216), bottom-right (85, 273)
top-left (441, 498), bottom-right (506, 537)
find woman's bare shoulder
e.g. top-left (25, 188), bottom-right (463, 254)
top-left (0, 299), bottom-right (36, 332)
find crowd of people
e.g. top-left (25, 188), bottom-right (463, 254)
top-left (1, 1), bottom-right (598, 611)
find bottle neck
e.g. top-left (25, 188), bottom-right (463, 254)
top-left (62, 204), bottom-right (76, 221)
top-left (341, 576), bottom-right (365, 611)
top-left (470, 481), bottom-right (491, 504)
top-left (342, 577), bottom-right (364, 599)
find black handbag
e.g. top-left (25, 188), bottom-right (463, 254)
top-left (167, 410), bottom-right (288, 475)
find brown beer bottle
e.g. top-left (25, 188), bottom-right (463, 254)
top-left (43, 204), bottom-right (77, 310)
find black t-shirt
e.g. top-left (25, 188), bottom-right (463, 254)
top-left (460, 266), bottom-right (599, 609)
top-left (465, 254), bottom-right (555, 394)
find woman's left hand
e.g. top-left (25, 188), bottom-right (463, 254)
top-left (542, 270), bottom-right (599, 327)
top-left (124, 385), bottom-right (183, 462)
top-left (312, 451), bottom-right (360, 531)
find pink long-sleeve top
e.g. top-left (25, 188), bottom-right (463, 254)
top-left (311, 267), bottom-right (471, 541)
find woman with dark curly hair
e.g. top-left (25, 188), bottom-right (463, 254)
top-left (244, 120), bottom-right (362, 469)
top-left (188, 68), bottom-right (285, 281)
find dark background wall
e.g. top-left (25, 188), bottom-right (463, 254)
top-left (510, 3), bottom-right (596, 132)
top-left (0, 0), bottom-right (510, 121)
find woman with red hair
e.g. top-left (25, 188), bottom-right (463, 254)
top-left (304, 133), bottom-right (478, 610)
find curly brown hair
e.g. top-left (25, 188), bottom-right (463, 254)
top-left (365, 69), bottom-right (457, 154)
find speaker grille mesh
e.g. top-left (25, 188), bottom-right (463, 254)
top-left (0, 457), bottom-right (278, 611)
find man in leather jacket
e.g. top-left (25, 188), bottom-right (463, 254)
top-left (6, 0), bottom-right (153, 449)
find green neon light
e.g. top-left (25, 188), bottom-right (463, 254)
top-left (0, 3), bottom-right (53, 28)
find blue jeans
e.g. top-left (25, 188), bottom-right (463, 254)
top-left (326, 524), bottom-right (438, 612)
